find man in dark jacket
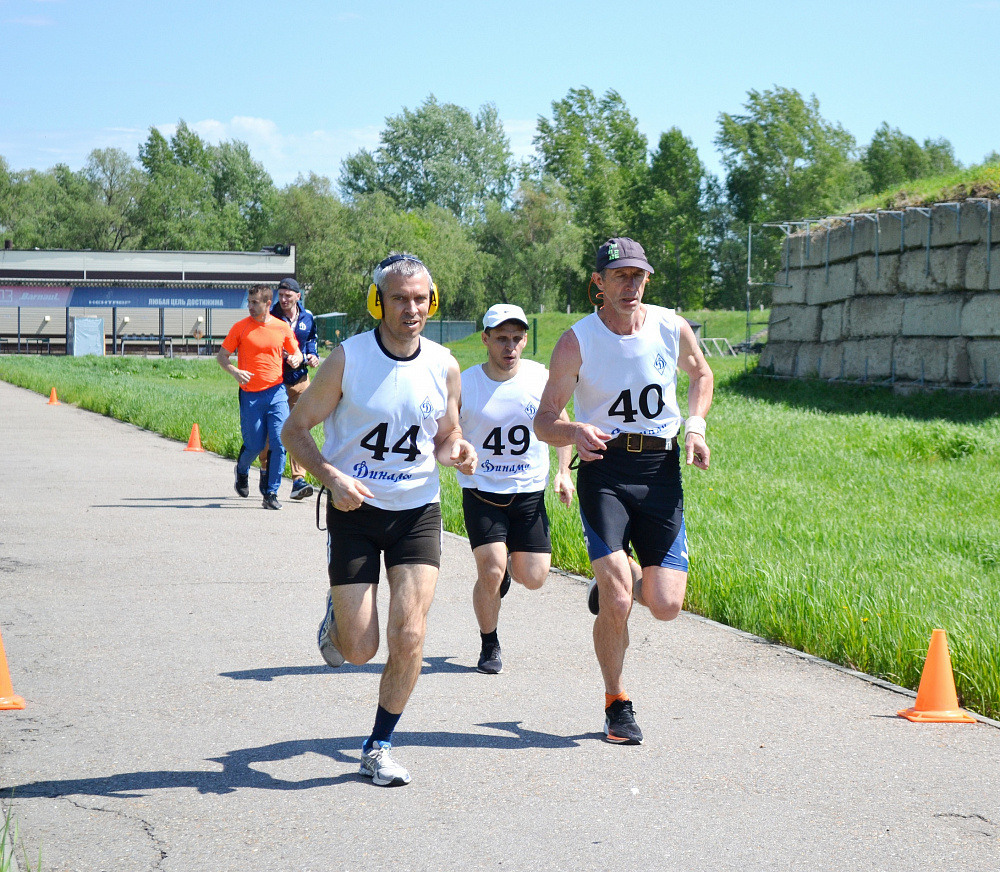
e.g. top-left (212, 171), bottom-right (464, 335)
top-left (259, 277), bottom-right (321, 500)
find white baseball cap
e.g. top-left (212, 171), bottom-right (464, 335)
top-left (483, 304), bottom-right (529, 331)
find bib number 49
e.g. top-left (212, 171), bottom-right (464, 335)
top-left (359, 423), bottom-right (420, 462)
top-left (607, 384), bottom-right (664, 424)
top-left (483, 425), bottom-right (530, 456)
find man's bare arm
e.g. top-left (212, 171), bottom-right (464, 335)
top-left (434, 357), bottom-right (477, 475)
top-left (281, 346), bottom-right (375, 510)
top-left (216, 346), bottom-right (252, 386)
top-left (534, 330), bottom-right (611, 462)
top-left (677, 318), bottom-right (714, 470)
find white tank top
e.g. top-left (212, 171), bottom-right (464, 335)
top-left (322, 329), bottom-right (452, 510)
top-left (571, 305), bottom-right (683, 440)
top-left (457, 359), bottom-right (550, 494)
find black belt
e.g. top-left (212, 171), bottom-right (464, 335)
top-left (605, 433), bottom-right (677, 453)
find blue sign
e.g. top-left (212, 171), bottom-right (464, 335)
top-left (68, 287), bottom-right (249, 308)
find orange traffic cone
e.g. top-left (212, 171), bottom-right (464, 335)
top-left (184, 423), bottom-right (205, 452)
top-left (0, 627), bottom-right (25, 710)
top-left (47, 387), bottom-right (60, 405)
top-left (898, 629), bottom-right (976, 723)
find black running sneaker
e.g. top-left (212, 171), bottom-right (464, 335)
top-left (587, 578), bottom-right (599, 615)
top-left (477, 642), bottom-right (503, 675)
top-left (290, 478), bottom-right (314, 501)
top-left (604, 699), bottom-right (643, 744)
top-left (234, 465), bottom-right (250, 498)
top-left (499, 567), bottom-right (511, 599)
top-left (262, 493), bottom-right (282, 510)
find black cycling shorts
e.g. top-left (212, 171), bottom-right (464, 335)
top-left (576, 446), bottom-right (687, 571)
top-left (462, 488), bottom-right (551, 553)
top-left (326, 501), bottom-right (442, 586)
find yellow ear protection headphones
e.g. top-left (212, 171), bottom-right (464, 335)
top-left (367, 254), bottom-right (439, 319)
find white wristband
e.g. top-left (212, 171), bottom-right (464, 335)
top-left (685, 415), bottom-right (707, 439)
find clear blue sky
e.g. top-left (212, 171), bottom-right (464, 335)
top-left (2, 0), bottom-right (997, 186)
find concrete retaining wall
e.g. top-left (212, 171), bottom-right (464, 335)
top-left (760, 200), bottom-right (1000, 386)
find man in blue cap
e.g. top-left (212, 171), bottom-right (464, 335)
top-left (258, 277), bottom-right (321, 501)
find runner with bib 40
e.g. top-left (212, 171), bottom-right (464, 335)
top-left (534, 237), bottom-right (714, 746)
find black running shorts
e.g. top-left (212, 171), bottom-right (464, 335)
top-left (461, 488), bottom-right (551, 553)
top-left (326, 501), bottom-right (442, 586)
top-left (576, 445), bottom-right (685, 570)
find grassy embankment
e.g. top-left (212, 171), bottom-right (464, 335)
top-left (2, 309), bottom-right (999, 719)
top-left (847, 161), bottom-right (1000, 213)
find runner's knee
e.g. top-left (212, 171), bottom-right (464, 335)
top-left (339, 629), bottom-right (379, 665)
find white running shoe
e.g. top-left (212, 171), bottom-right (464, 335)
top-left (317, 590), bottom-right (345, 668)
top-left (359, 741), bottom-right (411, 786)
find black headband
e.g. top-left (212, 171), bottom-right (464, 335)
top-left (377, 254), bottom-right (425, 270)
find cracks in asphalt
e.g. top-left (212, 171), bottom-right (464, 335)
top-left (935, 811), bottom-right (995, 838)
top-left (60, 797), bottom-right (167, 867)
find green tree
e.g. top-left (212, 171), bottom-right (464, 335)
top-left (921, 136), bottom-right (959, 177)
top-left (860, 124), bottom-right (959, 194)
top-left (862, 123), bottom-right (925, 192)
top-left (81, 148), bottom-right (146, 249)
top-left (716, 86), bottom-right (863, 224)
top-left (271, 173), bottom-right (351, 317)
top-left (135, 122), bottom-right (276, 251)
top-left (136, 124), bottom-right (223, 249)
top-left (636, 128), bottom-right (710, 309)
top-left (1, 168), bottom-right (70, 249)
top-left (534, 87), bottom-right (647, 249)
top-left (0, 157), bottom-right (14, 242)
top-left (339, 95), bottom-right (514, 222)
top-left (211, 140), bottom-right (276, 250)
top-left (473, 175), bottom-right (588, 316)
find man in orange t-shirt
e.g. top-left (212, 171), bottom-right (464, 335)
top-left (217, 284), bottom-right (302, 510)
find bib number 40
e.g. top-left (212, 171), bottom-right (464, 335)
top-left (607, 384), bottom-right (664, 424)
top-left (359, 422), bottom-right (420, 462)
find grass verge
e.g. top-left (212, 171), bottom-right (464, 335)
top-left (3, 313), bottom-right (999, 718)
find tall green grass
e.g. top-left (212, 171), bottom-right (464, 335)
top-left (1, 797), bottom-right (39, 872)
top-left (3, 319), bottom-right (999, 717)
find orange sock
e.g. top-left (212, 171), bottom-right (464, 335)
top-left (605, 691), bottom-right (629, 709)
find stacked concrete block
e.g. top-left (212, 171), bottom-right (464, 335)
top-left (962, 293), bottom-right (1000, 335)
top-left (848, 296), bottom-right (903, 336)
top-left (894, 338), bottom-right (948, 382)
top-left (768, 305), bottom-right (821, 342)
top-left (964, 244), bottom-right (1000, 291)
top-left (762, 199), bottom-right (999, 386)
top-left (841, 338), bottom-right (894, 380)
top-left (855, 252), bottom-right (899, 295)
top-left (968, 340), bottom-right (1000, 385)
top-left (902, 295), bottom-right (963, 336)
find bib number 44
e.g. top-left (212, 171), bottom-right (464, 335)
top-left (359, 422), bottom-right (420, 462)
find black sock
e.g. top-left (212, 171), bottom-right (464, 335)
top-left (480, 630), bottom-right (499, 648)
top-left (364, 705), bottom-right (401, 753)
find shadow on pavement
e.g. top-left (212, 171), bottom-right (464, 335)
top-left (2, 724), bottom-right (594, 798)
top-left (220, 656), bottom-right (478, 681)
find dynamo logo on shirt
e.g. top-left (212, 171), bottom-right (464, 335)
top-left (352, 461), bottom-right (414, 483)
top-left (524, 403), bottom-right (537, 418)
top-left (420, 397), bottom-right (434, 418)
top-left (654, 353), bottom-right (667, 374)
top-left (480, 459), bottom-right (531, 474)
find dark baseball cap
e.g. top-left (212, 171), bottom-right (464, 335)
top-left (595, 238), bottom-right (654, 274)
top-left (277, 277), bottom-right (301, 292)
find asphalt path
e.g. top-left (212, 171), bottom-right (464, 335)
top-left (1, 377), bottom-right (999, 871)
